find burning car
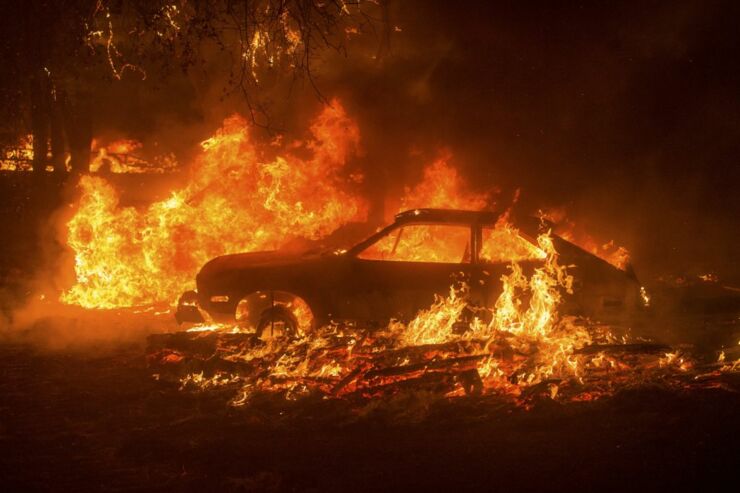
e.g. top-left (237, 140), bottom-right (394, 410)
top-left (176, 208), bottom-right (644, 337)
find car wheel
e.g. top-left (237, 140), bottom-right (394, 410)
top-left (256, 307), bottom-right (299, 341)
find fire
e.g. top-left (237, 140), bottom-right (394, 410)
top-left (89, 139), bottom-right (178, 174)
top-left (1, 133), bottom-right (172, 174)
top-left (389, 284), bottom-right (469, 346)
top-left (376, 154), bottom-right (544, 264)
top-left (146, 155), bottom-right (739, 408)
top-left (155, 228), bottom-right (602, 406)
top-left (157, 222), bottom-right (736, 409)
top-left (389, 231), bottom-right (575, 353)
top-left (0, 134), bottom-right (34, 171)
top-left (480, 220), bottom-right (546, 263)
top-left (62, 100), bottom-right (365, 308)
top-left (400, 153), bottom-right (488, 211)
top-left (543, 207), bottom-right (630, 270)
top-left (52, 97), bottom-right (736, 410)
top-left (0, 134), bottom-right (66, 172)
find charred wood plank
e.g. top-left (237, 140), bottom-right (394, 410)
top-left (363, 354), bottom-right (487, 379)
top-left (575, 343), bottom-right (672, 355)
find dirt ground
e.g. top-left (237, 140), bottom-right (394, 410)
top-left (0, 331), bottom-right (738, 493)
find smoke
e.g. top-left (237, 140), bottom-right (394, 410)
top-left (0, 181), bottom-right (178, 350)
top-left (1, 297), bottom-right (176, 352)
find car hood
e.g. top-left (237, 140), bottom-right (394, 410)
top-left (197, 250), bottom-right (326, 281)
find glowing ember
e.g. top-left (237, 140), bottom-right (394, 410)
top-left (62, 100), bottom-right (366, 308)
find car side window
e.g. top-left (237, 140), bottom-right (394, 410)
top-left (479, 226), bottom-right (545, 263)
top-left (358, 224), bottom-right (471, 263)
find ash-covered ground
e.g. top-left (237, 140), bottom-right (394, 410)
top-left (1, 329), bottom-right (739, 493)
top-left (1, 174), bottom-right (739, 492)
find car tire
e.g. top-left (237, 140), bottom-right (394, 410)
top-left (256, 307), bottom-right (299, 341)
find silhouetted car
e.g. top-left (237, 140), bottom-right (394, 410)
top-left (176, 209), bottom-right (645, 337)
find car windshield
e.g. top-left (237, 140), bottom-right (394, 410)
top-left (357, 223), bottom-right (471, 263)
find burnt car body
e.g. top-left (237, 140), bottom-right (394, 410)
top-left (176, 209), bottom-right (644, 335)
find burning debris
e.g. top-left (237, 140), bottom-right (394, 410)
top-left (148, 229), bottom-right (740, 411)
top-left (151, 309), bottom-right (739, 414)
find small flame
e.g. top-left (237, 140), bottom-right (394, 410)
top-left (89, 139), bottom-right (177, 174)
top-left (542, 207), bottom-right (631, 270)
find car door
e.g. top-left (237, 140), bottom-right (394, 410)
top-left (470, 224), bottom-right (546, 308)
top-left (338, 222), bottom-right (474, 323)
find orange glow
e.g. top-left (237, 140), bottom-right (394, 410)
top-left (542, 207), bottom-right (630, 270)
top-left (146, 154), bottom-right (737, 406)
top-left (48, 108), bottom-right (733, 407)
top-left (0, 134), bottom-right (34, 171)
top-left (168, 229), bottom-right (708, 406)
top-left (2, 134), bottom-right (169, 174)
top-left (89, 139), bottom-right (178, 174)
top-left (358, 223), bottom-right (472, 263)
top-left (62, 100), bottom-right (366, 308)
top-left (480, 223), bottom-right (545, 263)
top-left (387, 229), bottom-right (589, 394)
top-left (400, 153), bottom-right (488, 211)
top-left (389, 154), bottom-right (543, 265)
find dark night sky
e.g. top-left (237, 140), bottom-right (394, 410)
top-left (92, 0), bottom-right (740, 281)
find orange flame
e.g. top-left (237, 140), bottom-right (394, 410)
top-left (62, 100), bottom-right (366, 308)
top-left (89, 139), bottom-right (178, 174)
top-left (400, 153), bottom-right (488, 211)
top-left (0, 134), bottom-right (35, 171)
top-left (169, 229), bottom-right (607, 406)
top-left (542, 207), bottom-right (630, 270)
top-left (151, 158), bottom-right (737, 407)
top-left (376, 154), bottom-right (544, 265)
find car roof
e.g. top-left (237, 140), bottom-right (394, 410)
top-left (394, 208), bottom-right (501, 225)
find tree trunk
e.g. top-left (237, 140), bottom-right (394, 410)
top-left (29, 71), bottom-right (49, 173)
top-left (60, 89), bottom-right (92, 176)
top-left (50, 100), bottom-right (67, 174)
